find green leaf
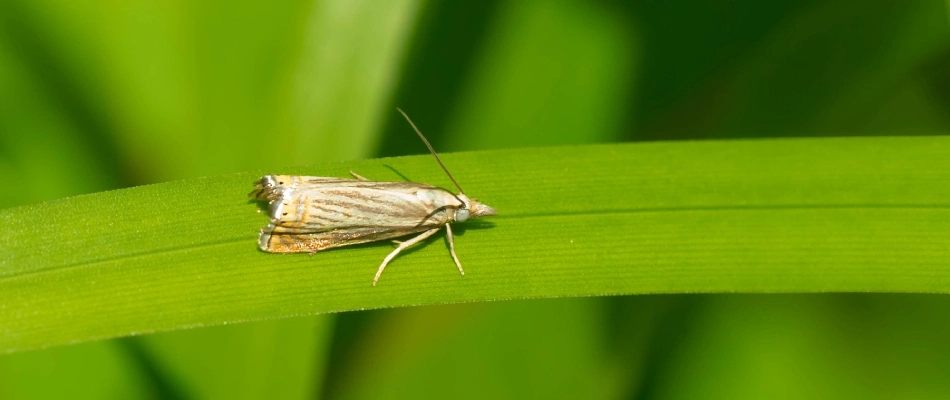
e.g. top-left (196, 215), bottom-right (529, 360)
top-left (326, 298), bottom-right (619, 400)
top-left (136, 315), bottom-right (334, 400)
top-left (0, 341), bottom-right (157, 399)
top-left (636, 294), bottom-right (950, 399)
top-left (3, 136), bottom-right (950, 353)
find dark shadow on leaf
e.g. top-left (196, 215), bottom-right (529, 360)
top-left (382, 164), bottom-right (414, 182)
top-left (449, 220), bottom-right (496, 236)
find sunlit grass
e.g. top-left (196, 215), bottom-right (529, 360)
top-left (3, 136), bottom-right (949, 353)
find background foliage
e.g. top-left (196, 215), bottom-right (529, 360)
top-left (1, 0), bottom-right (949, 399)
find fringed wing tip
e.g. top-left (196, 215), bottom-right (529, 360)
top-left (249, 176), bottom-right (282, 201)
top-left (257, 225), bottom-right (275, 251)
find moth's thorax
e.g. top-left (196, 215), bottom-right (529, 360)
top-left (414, 187), bottom-right (464, 224)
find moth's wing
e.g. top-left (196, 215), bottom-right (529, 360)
top-left (251, 176), bottom-right (353, 201)
top-left (272, 182), bottom-right (451, 230)
top-left (259, 182), bottom-right (457, 253)
top-left (260, 225), bottom-right (433, 253)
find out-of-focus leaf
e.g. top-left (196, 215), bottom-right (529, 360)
top-left (327, 299), bottom-right (619, 400)
top-left (0, 8), bottom-right (118, 207)
top-left (443, 0), bottom-right (635, 150)
top-left (137, 316), bottom-right (334, 400)
top-left (0, 341), bottom-right (158, 399)
top-left (633, 1), bottom-right (950, 140)
top-left (0, 0), bottom-right (420, 183)
top-left (641, 295), bottom-right (950, 400)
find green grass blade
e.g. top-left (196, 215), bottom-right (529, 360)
top-left (3, 136), bottom-right (950, 353)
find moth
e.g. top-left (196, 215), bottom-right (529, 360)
top-left (250, 109), bottom-right (496, 286)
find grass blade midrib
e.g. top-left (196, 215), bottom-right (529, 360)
top-left (508, 203), bottom-right (950, 219)
top-left (5, 202), bottom-right (946, 282)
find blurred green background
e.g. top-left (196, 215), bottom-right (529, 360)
top-left (1, 0), bottom-right (949, 399)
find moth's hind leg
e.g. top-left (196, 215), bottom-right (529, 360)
top-left (444, 223), bottom-right (465, 276)
top-left (374, 228), bottom-right (440, 286)
top-left (349, 171), bottom-right (370, 181)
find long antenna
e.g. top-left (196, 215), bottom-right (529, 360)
top-left (397, 108), bottom-right (465, 194)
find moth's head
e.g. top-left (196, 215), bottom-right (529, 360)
top-left (454, 194), bottom-right (496, 222)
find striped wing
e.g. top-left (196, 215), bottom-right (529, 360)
top-left (254, 176), bottom-right (458, 253)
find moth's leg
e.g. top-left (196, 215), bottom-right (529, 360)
top-left (349, 171), bottom-right (370, 181)
top-left (444, 223), bottom-right (465, 276)
top-left (374, 228), bottom-right (440, 286)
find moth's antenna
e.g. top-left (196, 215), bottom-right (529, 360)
top-left (397, 108), bottom-right (465, 195)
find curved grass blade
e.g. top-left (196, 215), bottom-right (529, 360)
top-left (2, 136), bottom-right (950, 353)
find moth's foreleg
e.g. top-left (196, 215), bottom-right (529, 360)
top-left (349, 171), bottom-right (370, 181)
top-left (374, 228), bottom-right (441, 286)
top-left (444, 223), bottom-right (465, 276)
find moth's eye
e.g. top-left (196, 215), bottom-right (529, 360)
top-left (456, 208), bottom-right (470, 222)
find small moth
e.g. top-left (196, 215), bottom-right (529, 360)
top-left (250, 109), bottom-right (496, 286)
